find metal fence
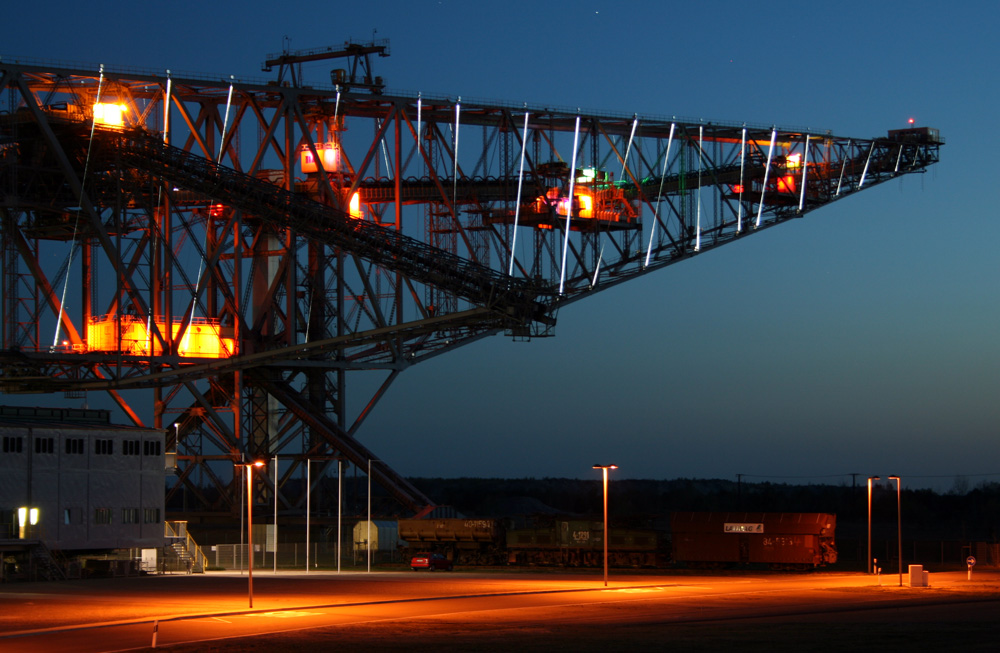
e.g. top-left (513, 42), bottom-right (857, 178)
top-left (208, 542), bottom-right (401, 570)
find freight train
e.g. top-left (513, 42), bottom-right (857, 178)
top-left (671, 512), bottom-right (837, 570)
top-left (397, 512), bottom-right (836, 570)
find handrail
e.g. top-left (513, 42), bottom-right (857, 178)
top-left (164, 521), bottom-right (208, 572)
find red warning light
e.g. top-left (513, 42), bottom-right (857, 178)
top-left (908, 117), bottom-right (915, 125)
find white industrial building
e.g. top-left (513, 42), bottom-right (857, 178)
top-left (0, 405), bottom-right (166, 554)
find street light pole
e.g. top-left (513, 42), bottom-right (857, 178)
top-left (890, 475), bottom-right (902, 586)
top-left (867, 476), bottom-right (879, 574)
top-left (593, 464), bottom-right (617, 587)
top-left (306, 459), bottom-right (311, 573)
top-left (273, 455), bottom-right (278, 575)
top-left (367, 458), bottom-right (372, 573)
top-left (337, 458), bottom-right (342, 574)
top-left (244, 460), bottom-right (265, 608)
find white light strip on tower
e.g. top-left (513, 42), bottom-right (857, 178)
top-left (755, 129), bottom-right (777, 229)
top-left (592, 244), bottom-right (604, 288)
top-left (695, 125), bottom-right (703, 252)
top-left (835, 139), bottom-right (851, 196)
top-left (620, 116), bottom-right (638, 182)
top-left (645, 122), bottom-right (675, 268)
top-left (415, 93), bottom-right (421, 145)
top-left (452, 98), bottom-right (461, 216)
top-left (509, 110), bottom-right (530, 277)
top-left (54, 64), bottom-right (106, 350)
top-left (858, 141), bottom-right (874, 189)
top-left (559, 115), bottom-right (581, 295)
top-left (798, 135), bottom-right (809, 212)
top-left (738, 127), bottom-right (746, 232)
top-left (334, 85), bottom-right (341, 125)
top-left (218, 76), bottom-right (234, 163)
top-left (164, 71), bottom-right (171, 143)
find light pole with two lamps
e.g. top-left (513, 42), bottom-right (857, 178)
top-left (867, 476), bottom-right (879, 574)
top-left (889, 475), bottom-right (902, 586)
top-left (593, 464), bottom-right (617, 587)
top-left (242, 459), bottom-right (266, 608)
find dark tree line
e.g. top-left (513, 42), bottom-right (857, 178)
top-left (408, 477), bottom-right (1000, 540)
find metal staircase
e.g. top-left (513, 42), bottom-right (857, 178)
top-left (164, 521), bottom-right (208, 573)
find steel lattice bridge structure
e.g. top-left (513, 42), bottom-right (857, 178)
top-left (0, 42), bottom-right (941, 519)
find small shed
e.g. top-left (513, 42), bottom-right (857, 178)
top-left (353, 520), bottom-right (400, 557)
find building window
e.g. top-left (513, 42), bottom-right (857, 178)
top-left (143, 440), bottom-right (162, 456)
top-left (143, 508), bottom-right (161, 524)
top-left (94, 439), bottom-right (114, 455)
top-left (94, 508), bottom-right (112, 525)
top-left (122, 440), bottom-right (140, 456)
top-left (2, 436), bottom-right (23, 453)
top-left (122, 508), bottom-right (139, 524)
top-left (65, 438), bottom-right (85, 454)
top-left (34, 437), bottom-right (55, 454)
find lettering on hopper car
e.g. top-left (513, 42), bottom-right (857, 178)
top-left (724, 523), bottom-right (764, 533)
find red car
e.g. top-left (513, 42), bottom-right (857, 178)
top-left (410, 552), bottom-right (453, 571)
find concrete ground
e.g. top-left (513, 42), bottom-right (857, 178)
top-left (2, 568), bottom-right (998, 651)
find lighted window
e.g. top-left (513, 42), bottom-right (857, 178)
top-left (86, 314), bottom-right (236, 358)
top-left (300, 142), bottom-right (339, 173)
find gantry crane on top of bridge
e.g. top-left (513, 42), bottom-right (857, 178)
top-left (0, 41), bottom-right (942, 520)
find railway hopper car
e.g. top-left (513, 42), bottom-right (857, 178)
top-left (397, 518), bottom-right (505, 565)
top-left (671, 512), bottom-right (837, 569)
top-left (506, 520), bottom-right (664, 568)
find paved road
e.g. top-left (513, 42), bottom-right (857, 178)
top-left (2, 569), bottom-right (998, 651)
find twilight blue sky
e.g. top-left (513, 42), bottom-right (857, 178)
top-left (3, 1), bottom-right (997, 491)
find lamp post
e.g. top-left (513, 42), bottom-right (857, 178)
top-left (867, 476), bottom-right (879, 574)
top-left (243, 460), bottom-right (265, 608)
top-left (593, 464), bottom-right (617, 587)
top-left (366, 459), bottom-right (381, 573)
top-left (306, 458), bottom-right (311, 573)
top-left (273, 455), bottom-right (278, 574)
top-left (337, 458), bottom-right (342, 573)
top-left (889, 475), bottom-right (901, 586)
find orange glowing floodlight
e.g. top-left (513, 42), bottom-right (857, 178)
top-left (349, 191), bottom-right (362, 218)
top-left (86, 315), bottom-right (236, 358)
top-left (556, 190), bottom-right (594, 218)
top-left (300, 142), bottom-right (339, 173)
top-left (776, 175), bottom-right (797, 194)
top-left (93, 103), bottom-right (126, 128)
